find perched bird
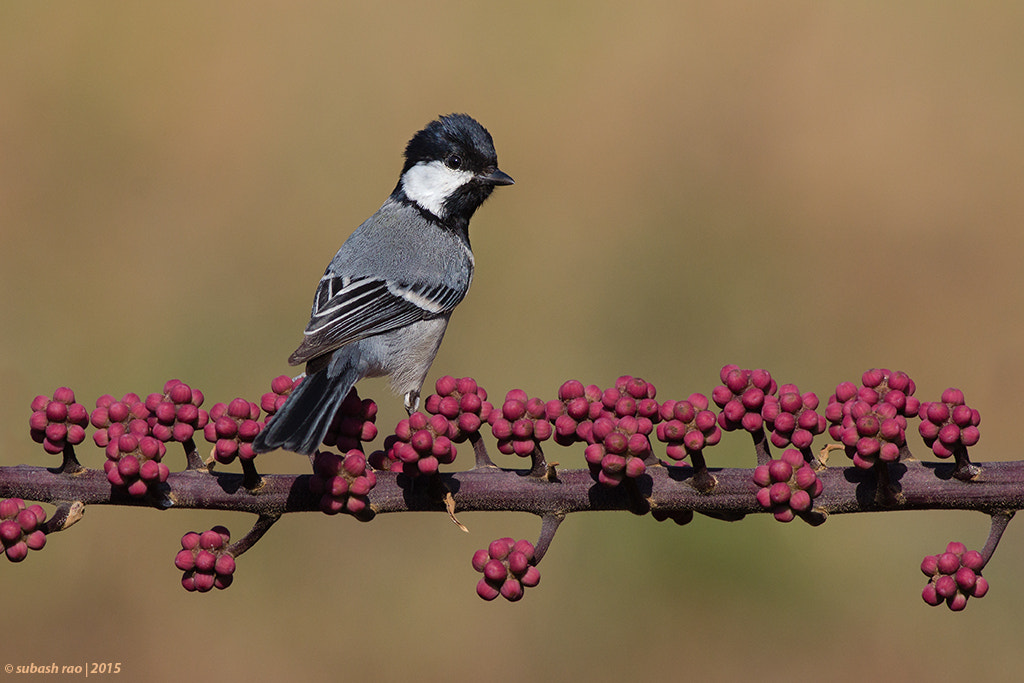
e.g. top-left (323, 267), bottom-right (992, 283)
top-left (253, 113), bottom-right (513, 455)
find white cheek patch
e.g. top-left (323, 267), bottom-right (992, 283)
top-left (401, 160), bottom-right (475, 218)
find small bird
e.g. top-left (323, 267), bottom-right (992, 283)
top-left (253, 113), bottom-right (513, 455)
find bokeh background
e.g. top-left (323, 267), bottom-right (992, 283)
top-left (3, 2), bottom-right (1024, 681)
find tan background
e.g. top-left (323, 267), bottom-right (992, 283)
top-left (3, 2), bottom-right (1024, 681)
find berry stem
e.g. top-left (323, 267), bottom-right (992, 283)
top-left (240, 459), bottom-right (263, 491)
top-left (688, 451), bottom-right (717, 493)
top-left (57, 443), bottom-right (84, 475)
top-left (226, 512), bottom-right (281, 558)
top-left (873, 461), bottom-right (904, 507)
top-left (470, 432), bottom-right (495, 469)
top-left (952, 446), bottom-right (981, 481)
top-left (979, 510), bottom-right (1015, 567)
top-left (752, 429), bottom-right (771, 467)
top-left (528, 443), bottom-right (548, 478)
top-left (182, 437), bottom-right (205, 471)
top-left (532, 512), bottom-right (564, 563)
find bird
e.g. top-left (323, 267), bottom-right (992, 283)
top-left (253, 113), bottom-right (513, 455)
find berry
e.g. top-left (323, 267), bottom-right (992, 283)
top-left (920, 541), bottom-right (988, 611)
top-left (825, 369), bottom-right (919, 469)
top-left (761, 384), bottom-right (826, 450)
top-left (203, 399), bottom-right (263, 464)
top-left (309, 450), bottom-right (378, 517)
top-left (176, 526), bottom-right (235, 592)
top-left (472, 537), bottom-right (541, 602)
top-left (423, 376), bottom-right (493, 442)
top-left (368, 412), bottom-right (456, 476)
top-left (712, 365), bottom-right (777, 433)
top-left (144, 379), bottom-right (208, 443)
top-left (655, 393), bottom-right (721, 462)
top-left (752, 449), bottom-right (823, 522)
top-left (0, 498), bottom-right (47, 563)
top-left (30, 388), bottom-right (89, 455)
top-left (918, 388), bottom-right (981, 459)
top-left (488, 389), bottom-right (552, 457)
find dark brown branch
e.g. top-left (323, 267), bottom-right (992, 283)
top-left (4, 459), bottom-right (1024, 519)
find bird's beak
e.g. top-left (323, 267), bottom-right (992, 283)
top-left (479, 168), bottom-right (515, 186)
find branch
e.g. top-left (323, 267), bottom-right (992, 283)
top-left (4, 459), bottom-right (1024, 517)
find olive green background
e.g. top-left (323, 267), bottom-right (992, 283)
top-left (3, 3), bottom-right (1024, 681)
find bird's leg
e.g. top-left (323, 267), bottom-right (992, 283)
top-left (404, 390), bottom-right (420, 415)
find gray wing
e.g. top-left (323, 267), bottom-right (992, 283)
top-left (287, 273), bottom-right (465, 365)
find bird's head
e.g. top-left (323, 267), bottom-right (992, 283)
top-left (396, 113), bottom-right (513, 226)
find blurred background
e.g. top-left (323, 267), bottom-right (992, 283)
top-left (3, 2), bottom-right (1024, 681)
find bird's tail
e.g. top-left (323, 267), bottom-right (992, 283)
top-left (253, 359), bottom-right (360, 456)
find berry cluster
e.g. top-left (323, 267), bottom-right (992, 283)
top-left (472, 537), bottom-right (541, 602)
top-left (0, 498), bottom-right (47, 563)
top-left (918, 388), bottom-right (981, 459)
top-left (203, 399), bottom-right (262, 465)
top-left (752, 449), bottom-right (823, 522)
top-left (91, 394), bottom-right (169, 496)
top-left (369, 412), bottom-right (456, 476)
top-left (144, 379), bottom-right (208, 443)
top-left (655, 394), bottom-right (721, 462)
top-left (488, 389), bottom-right (552, 457)
top-left (175, 527), bottom-right (236, 592)
top-left (584, 415), bottom-right (653, 487)
top-left (424, 375), bottom-right (493, 442)
top-left (322, 389), bottom-right (378, 451)
top-left (761, 384), bottom-right (826, 450)
top-left (544, 376), bottom-right (662, 486)
top-left (29, 388), bottom-right (88, 455)
top-left (545, 380), bottom-right (605, 445)
top-left (712, 365), bottom-right (777, 433)
top-left (921, 541), bottom-right (988, 611)
top-left (825, 369), bottom-right (920, 469)
top-left (310, 450), bottom-right (377, 517)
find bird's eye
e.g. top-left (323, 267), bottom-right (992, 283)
top-left (445, 154), bottom-right (463, 170)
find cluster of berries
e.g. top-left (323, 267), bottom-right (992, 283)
top-left (310, 450), bottom-right (377, 516)
top-left (472, 537), bottom-right (541, 601)
top-left (752, 449), bottom-right (823, 522)
top-left (369, 412), bottom-right (456, 476)
top-left (544, 376), bottom-right (660, 487)
top-left (91, 393), bottom-right (170, 497)
top-left (29, 388), bottom-right (88, 455)
top-left (761, 384), bottom-right (826, 450)
top-left (424, 376), bottom-right (492, 442)
top-left (488, 390), bottom-right (551, 456)
top-left (175, 527), bottom-right (236, 592)
top-left (0, 498), bottom-right (47, 563)
top-left (712, 365), bottom-right (777, 433)
top-left (918, 388), bottom-right (981, 459)
top-left (203, 398), bottom-right (262, 465)
top-left (920, 541), bottom-right (988, 611)
top-left (655, 394), bottom-right (720, 462)
top-left (825, 369), bottom-right (920, 469)
top-left (545, 380), bottom-right (605, 445)
top-left (144, 379), bottom-right (208, 443)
